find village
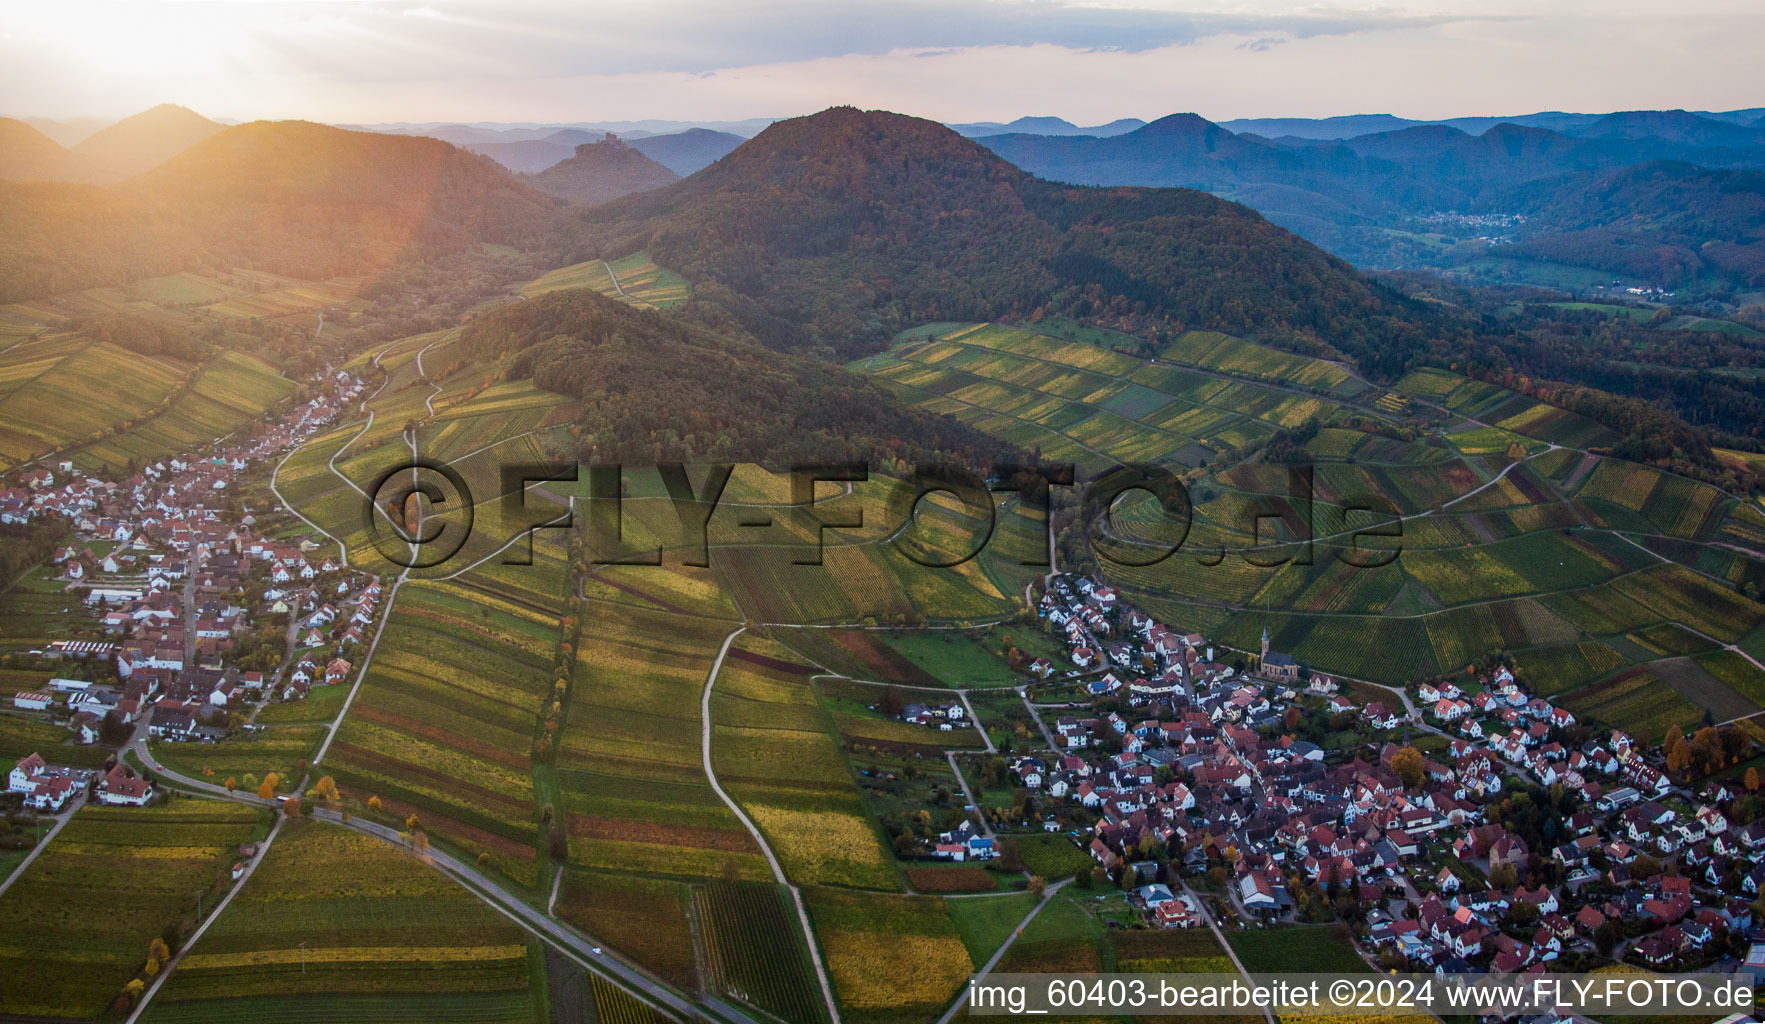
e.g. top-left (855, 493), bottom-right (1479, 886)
top-left (2, 366), bottom-right (384, 814)
top-left (2, 357), bottom-right (1764, 998)
top-left (893, 571), bottom-right (1765, 977)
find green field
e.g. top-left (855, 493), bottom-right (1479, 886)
top-left (852, 325), bottom-right (1765, 692)
top-left (145, 821), bottom-right (546, 1023)
top-left (520, 252), bottom-right (689, 309)
top-left (0, 799), bottom-right (266, 1019)
top-left (324, 577), bottom-right (559, 885)
top-left (710, 635), bottom-right (900, 890)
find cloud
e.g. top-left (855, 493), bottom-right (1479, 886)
top-left (244, 0), bottom-right (1479, 81)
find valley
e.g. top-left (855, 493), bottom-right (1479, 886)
top-left (0, 100), bottom-right (1761, 1024)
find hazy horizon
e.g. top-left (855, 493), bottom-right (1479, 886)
top-left (5, 0), bottom-right (1762, 126)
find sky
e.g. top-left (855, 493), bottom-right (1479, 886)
top-left (2, 0), bottom-right (1762, 126)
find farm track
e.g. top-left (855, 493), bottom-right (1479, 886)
top-left (932, 879), bottom-right (1069, 1024)
top-left (269, 335), bottom-right (404, 566)
top-left (698, 625), bottom-right (844, 1024)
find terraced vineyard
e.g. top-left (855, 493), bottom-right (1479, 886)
top-left (695, 881), bottom-right (830, 1024)
top-left (324, 575), bottom-right (560, 885)
top-left (0, 800), bottom-right (267, 1019)
top-left (855, 321), bottom-right (1765, 719)
top-left (520, 251), bottom-right (689, 309)
top-left (559, 599), bottom-right (770, 880)
top-left (710, 634), bottom-right (899, 890)
top-left (73, 350), bottom-right (295, 473)
top-left (144, 821), bottom-right (546, 1024)
top-left (803, 887), bottom-right (975, 1024)
top-left (0, 336), bottom-right (189, 469)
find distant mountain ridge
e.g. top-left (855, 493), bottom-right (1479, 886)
top-left (974, 108), bottom-right (1765, 292)
top-left (519, 136), bottom-right (679, 204)
top-left (0, 119), bottom-right (573, 302)
top-left (0, 104), bottom-right (224, 184)
top-left (1220, 107), bottom-right (1765, 140)
top-left (74, 104), bottom-right (225, 181)
top-left (628, 129), bottom-right (746, 176)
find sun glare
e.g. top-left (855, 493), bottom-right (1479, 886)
top-left (8, 1), bottom-right (250, 94)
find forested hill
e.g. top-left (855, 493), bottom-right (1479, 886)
top-left (520, 137), bottom-right (680, 205)
top-left (461, 286), bottom-right (1020, 468)
top-left (0, 121), bottom-right (579, 303)
top-left (581, 106), bottom-right (1454, 374)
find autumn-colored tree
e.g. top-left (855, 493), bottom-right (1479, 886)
top-left (256, 772), bottom-right (280, 800)
top-left (405, 813), bottom-right (420, 830)
top-left (1028, 875), bottom-right (1047, 897)
top-left (282, 797), bottom-right (301, 816)
top-left (1691, 726), bottom-right (1723, 775)
top-left (1664, 727), bottom-right (1688, 774)
top-left (122, 979), bottom-right (145, 1005)
top-left (148, 938), bottom-right (170, 967)
top-left (1747, 766), bottom-right (1762, 793)
top-left (367, 795), bottom-right (382, 812)
top-left (224, 776), bottom-right (237, 792)
top-left (313, 776), bottom-right (340, 802)
top-left (412, 831), bottom-right (429, 852)
top-left (1390, 746), bottom-right (1425, 791)
top-left (477, 851), bottom-right (492, 868)
top-left (144, 957), bottom-right (160, 978)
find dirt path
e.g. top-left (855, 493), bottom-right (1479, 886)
top-left (699, 625), bottom-right (842, 1024)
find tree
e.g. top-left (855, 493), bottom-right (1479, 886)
top-left (367, 795), bottom-right (382, 812)
top-left (122, 979), bottom-right (145, 1005)
top-left (1747, 766), bottom-right (1762, 793)
top-left (148, 937), bottom-right (170, 968)
top-left (1389, 746), bottom-right (1425, 791)
top-left (411, 831), bottom-right (429, 852)
top-left (224, 776), bottom-right (237, 792)
top-left (880, 684), bottom-right (906, 717)
top-left (1028, 875), bottom-right (1047, 898)
top-left (312, 776), bottom-right (340, 802)
top-left (256, 772), bottom-right (280, 800)
top-left (1594, 920), bottom-right (1618, 956)
top-left (1488, 862), bottom-right (1519, 889)
top-left (1665, 727), bottom-right (1689, 774)
top-left (282, 797), bottom-right (302, 816)
top-left (405, 814), bottom-right (421, 830)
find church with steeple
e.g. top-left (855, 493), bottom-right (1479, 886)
top-left (1258, 624), bottom-right (1299, 681)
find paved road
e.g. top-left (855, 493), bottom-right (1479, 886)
top-left (0, 791), bottom-right (86, 898)
top-left (1018, 686), bottom-right (1062, 753)
top-left (1180, 879), bottom-right (1276, 1024)
top-left (125, 812), bottom-right (289, 1024)
top-left (934, 879), bottom-right (1069, 1024)
top-left (310, 809), bottom-right (743, 1024)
